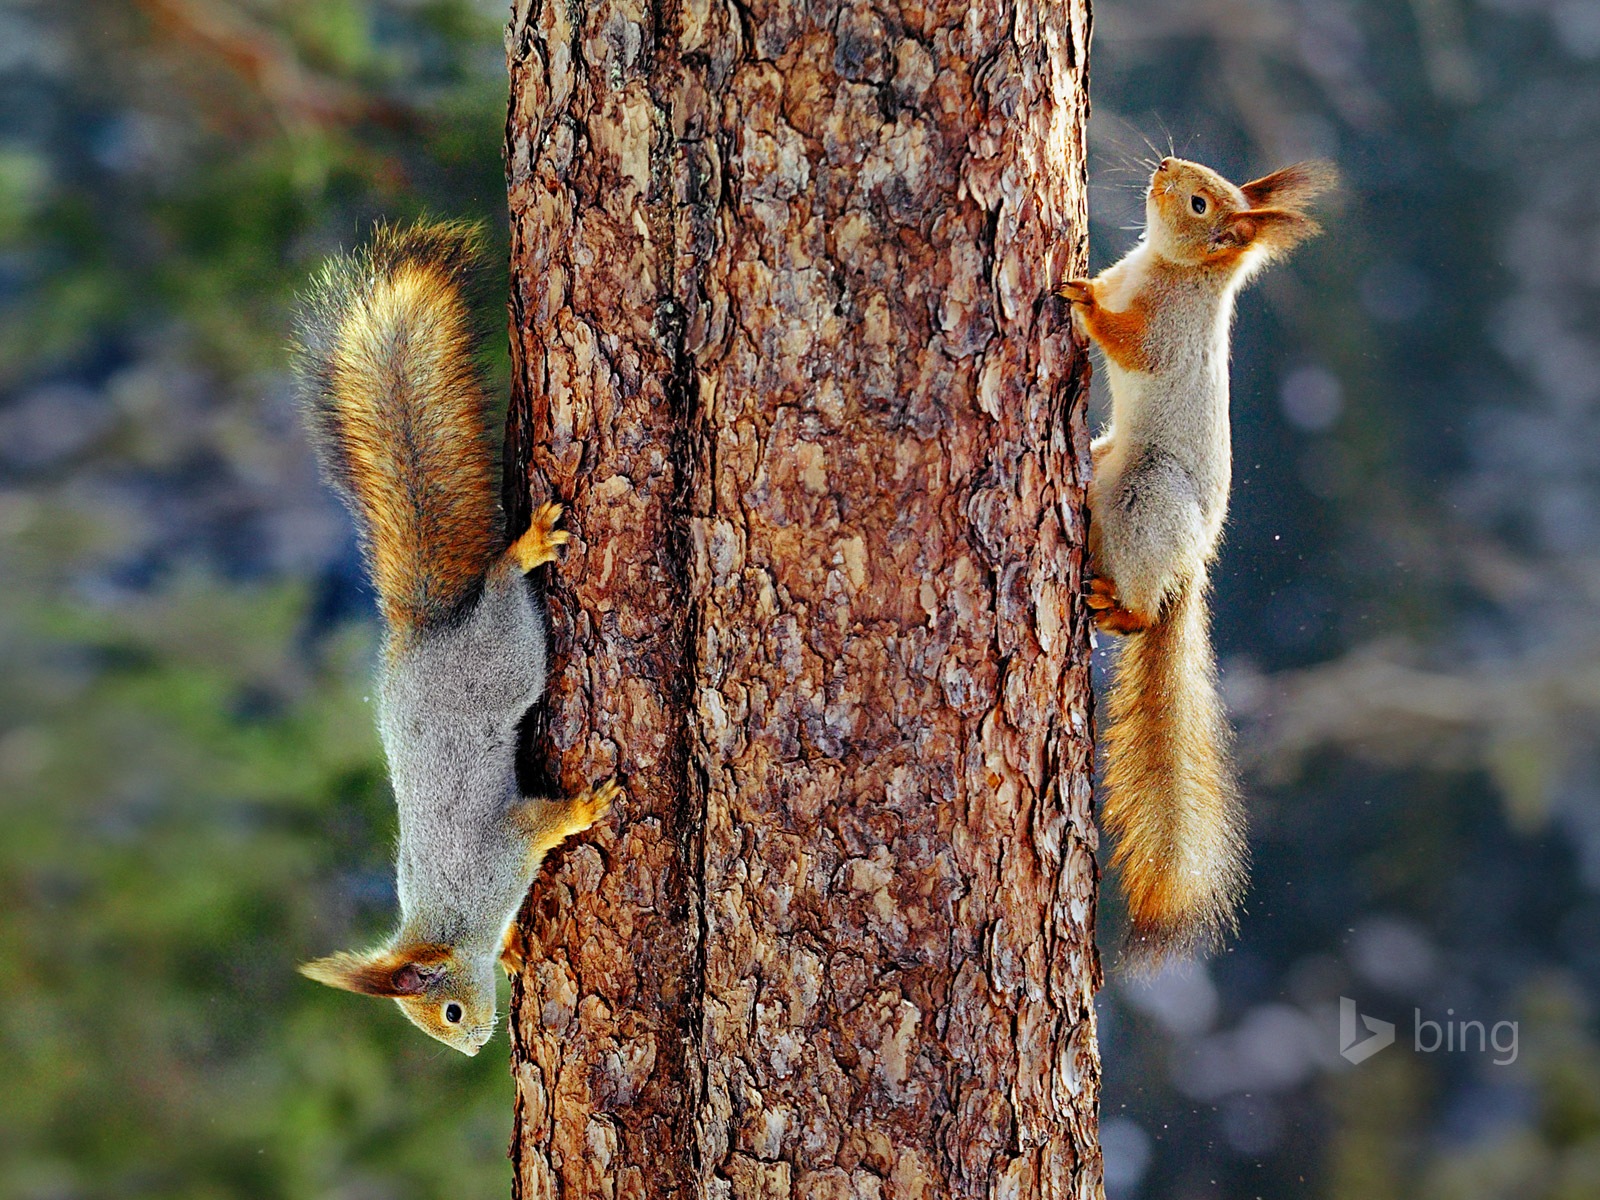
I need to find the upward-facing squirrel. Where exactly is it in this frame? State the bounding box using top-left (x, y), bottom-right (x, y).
top-left (1060, 156), bottom-right (1334, 966)
top-left (293, 221), bottom-right (618, 1055)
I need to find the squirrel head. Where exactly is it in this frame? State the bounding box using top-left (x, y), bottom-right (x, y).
top-left (1144, 157), bottom-right (1336, 270)
top-left (299, 941), bottom-right (498, 1056)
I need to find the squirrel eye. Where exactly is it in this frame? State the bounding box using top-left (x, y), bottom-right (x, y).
top-left (1191, 194), bottom-right (1208, 215)
top-left (444, 1002), bottom-right (463, 1024)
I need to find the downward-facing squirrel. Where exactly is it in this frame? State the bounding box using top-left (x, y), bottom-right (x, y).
top-left (1060, 156), bottom-right (1334, 966)
top-left (293, 221), bottom-right (618, 1055)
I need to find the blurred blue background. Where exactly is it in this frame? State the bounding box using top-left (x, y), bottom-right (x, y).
top-left (2, 1), bottom-right (1597, 1197)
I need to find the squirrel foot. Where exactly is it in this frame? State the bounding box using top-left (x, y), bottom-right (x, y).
top-left (1057, 278), bottom-right (1095, 307)
top-left (500, 925), bottom-right (526, 977)
top-left (516, 777), bottom-right (623, 858)
top-left (1084, 575), bottom-right (1119, 610)
top-left (508, 501), bottom-right (570, 572)
top-left (565, 778), bottom-right (621, 835)
top-left (1085, 576), bottom-right (1153, 635)
top-left (1095, 606), bottom-right (1154, 635)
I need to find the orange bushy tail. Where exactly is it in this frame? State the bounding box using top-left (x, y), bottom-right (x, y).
top-left (293, 221), bottom-right (502, 643)
top-left (1102, 573), bottom-right (1248, 968)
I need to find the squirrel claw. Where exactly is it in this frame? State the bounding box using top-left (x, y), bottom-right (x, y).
top-left (578, 778), bottom-right (623, 828)
top-left (509, 501), bottom-right (569, 571)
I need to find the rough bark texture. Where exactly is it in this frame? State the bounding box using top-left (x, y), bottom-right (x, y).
top-left (500, 0), bottom-right (1099, 1194)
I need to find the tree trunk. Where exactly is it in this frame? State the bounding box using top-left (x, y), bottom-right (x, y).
top-left (500, 0), bottom-right (1099, 1194)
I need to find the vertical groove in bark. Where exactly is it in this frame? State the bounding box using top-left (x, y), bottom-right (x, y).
top-left (503, 0), bottom-right (1097, 1192)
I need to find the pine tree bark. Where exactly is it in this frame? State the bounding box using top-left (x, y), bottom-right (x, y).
top-left (500, 0), bottom-right (1099, 1194)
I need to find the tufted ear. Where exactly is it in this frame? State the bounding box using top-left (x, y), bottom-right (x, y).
top-left (299, 943), bottom-right (451, 997)
top-left (1240, 160), bottom-right (1337, 213)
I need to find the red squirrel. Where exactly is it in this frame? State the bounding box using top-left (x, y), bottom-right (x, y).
top-left (292, 222), bottom-right (619, 1053)
top-left (1060, 156), bottom-right (1335, 965)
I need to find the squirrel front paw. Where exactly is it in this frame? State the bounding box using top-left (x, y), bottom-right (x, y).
top-left (1057, 278), bottom-right (1096, 307)
top-left (508, 501), bottom-right (570, 572)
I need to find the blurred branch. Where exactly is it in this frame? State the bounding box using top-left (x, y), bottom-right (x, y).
top-left (131, 0), bottom-right (409, 135)
top-left (1238, 635), bottom-right (1600, 825)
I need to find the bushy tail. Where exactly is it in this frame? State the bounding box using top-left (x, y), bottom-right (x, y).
top-left (1102, 574), bottom-right (1248, 968)
top-left (293, 221), bottom-right (502, 640)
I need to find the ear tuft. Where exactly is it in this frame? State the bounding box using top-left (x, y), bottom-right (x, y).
top-left (299, 945), bottom-right (450, 997)
top-left (1240, 160), bottom-right (1338, 212)
top-left (299, 950), bottom-right (403, 996)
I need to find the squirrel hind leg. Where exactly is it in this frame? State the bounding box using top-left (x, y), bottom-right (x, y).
top-left (507, 502), bottom-right (569, 573)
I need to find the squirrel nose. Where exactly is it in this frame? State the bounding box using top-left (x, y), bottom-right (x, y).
top-left (1157, 157), bottom-right (1172, 172)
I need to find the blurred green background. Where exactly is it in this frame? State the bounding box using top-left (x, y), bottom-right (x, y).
top-left (0, 2), bottom-right (517, 1196)
top-left (2, 1), bottom-right (1597, 1197)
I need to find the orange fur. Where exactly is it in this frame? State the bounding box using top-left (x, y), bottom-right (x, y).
top-left (1223, 208), bottom-right (1322, 262)
top-left (1061, 278), bottom-right (1152, 371)
top-left (1141, 157), bottom-right (1334, 272)
top-left (512, 778), bottom-right (620, 862)
top-left (298, 942), bottom-right (454, 997)
top-left (296, 222), bottom-right (502, 647)
top-left (1095, 605), bottom-right (1154, 636)
top-left (327, 262), bottom-right (497, 635)
top-left (1100, 577), bottom-right (1247, 966)
top-left (1085, 575), bottom-right (1154, 634)
top-left (500, 923), bottom-right (526, 976)
top-left (507, 501), bottom-right (570, 572)
top-left (1240, 160), bottom-right (1339, 212)
top-left (1071, 157), bottom-right (1331, 967)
